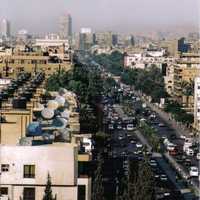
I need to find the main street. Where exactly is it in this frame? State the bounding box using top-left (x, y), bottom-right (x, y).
top-left (76, 52), bottom-right (199, 199)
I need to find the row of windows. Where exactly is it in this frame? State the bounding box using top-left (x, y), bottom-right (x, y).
top-left (1, 164), bottom-right (35, 178)
top-left (0, 187), bottom-right (35, 200)
top-left (1, 186), bottom-right (86, 200)
top-left (8, 60), bottom-right (47, 65)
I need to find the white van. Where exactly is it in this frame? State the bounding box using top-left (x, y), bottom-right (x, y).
top-left (186, 148), bottom-right (194, 156)
top-left (189, 166), bottom-right (199, 177)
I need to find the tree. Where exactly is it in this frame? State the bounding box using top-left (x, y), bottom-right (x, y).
top-left (92, 154), bottom-right (105, 200)
top-left (181, 79), bottom-right (194, 108)
top-left (43, 173), bottom-right (57, 200)
top-left (118, 158), bottom-right (155, 200)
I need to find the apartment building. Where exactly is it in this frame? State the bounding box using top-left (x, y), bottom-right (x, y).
top-left (173, 54), bottom-right (200, 112)
top-left (0, 42), bottom-right (72, 79)
top-left (124, 51), bottom-right (174, 69)
top-left (194, 77), bottom-right (200, 132)
top-left (0, 143), bottom-right (78, 200)
top-left (0, 85), bottom-right (91, 200)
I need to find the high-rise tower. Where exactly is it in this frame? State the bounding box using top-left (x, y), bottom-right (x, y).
top-left (59, 14), bottom-right (72, 40)
top-left (1, 18), bottom-right (10, 38)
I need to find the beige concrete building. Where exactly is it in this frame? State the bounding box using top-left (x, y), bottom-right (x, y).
top-left (172, 54), bottom-right (200, 112)
top-left (0, 49), bottom-right (72, 79)
top-left (194, 77), bottom-right (200, 132)
top-left (0, 143), bottom-right (79, 200)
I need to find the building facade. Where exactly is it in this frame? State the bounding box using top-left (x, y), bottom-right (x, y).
top-left (194, 77), bottom-right (200, 132)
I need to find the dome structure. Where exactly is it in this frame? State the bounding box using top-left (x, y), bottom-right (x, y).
top-left (41, 108), bottom-right (54, 119)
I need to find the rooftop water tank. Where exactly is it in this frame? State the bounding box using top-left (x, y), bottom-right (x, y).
top-left (61, 110), bottom-right (70, 119)
top-left (27, 122), bottom-right (42, 137)
top-left (41, 108), bottom-right (54, 119)
top-left (55, 95), bottom-right (65, 107)
top-left (47, 100), bottom-right (59, 110)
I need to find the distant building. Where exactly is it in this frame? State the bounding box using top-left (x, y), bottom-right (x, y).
top-left (34, 33), bottom-right (69, 50)
top-left (178, 37), bottom-right (190, 53)
top-left (95, 31), bottom-right (113, 47)
top-left (112, 34), bottom-right (118, 46)
top-left (59, 14), bottom-right (72, 40)
top-left (124, 50), bottom-right (174, 69)
top-left (79, 28), bottom-right (94, 50)
top-left (1, 18), bottom-right (11, 38)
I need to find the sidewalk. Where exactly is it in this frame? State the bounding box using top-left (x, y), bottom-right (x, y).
top-left (134, 89), bottom-right (192, 138)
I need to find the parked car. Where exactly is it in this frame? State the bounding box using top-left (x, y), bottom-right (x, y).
top-left (158, 123), bottom-right (165, 127)
top-left (136, 143), bottom-right (143, 148)
top-left (196, 152), bottom-right (200, 160)
top-left (126, 124), bottom-right (134, 131)
top-left (108, 124), bottom-right (114, 130)
top-left (186, 148), bottom-right (194, 157)
top-left (189, 166), bottom-right (199, 177)
top-left (167, 143), bottom-right (176, 151)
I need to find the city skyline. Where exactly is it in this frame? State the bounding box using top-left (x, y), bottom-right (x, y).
top-left (0, 0), bottom-right (199, 34)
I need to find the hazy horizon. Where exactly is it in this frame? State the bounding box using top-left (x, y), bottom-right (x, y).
top-left (0, 0), bottom-right (199, 34)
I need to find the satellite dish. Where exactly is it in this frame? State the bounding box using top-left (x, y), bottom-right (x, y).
top-left (61, 110), bottom-right (70, 119)
top-left (41, 108), bottom-right (54, 119)
top-left (47, 100), bottom-right (59, 110)
top-left (55, 95), bottom-right (65, 107)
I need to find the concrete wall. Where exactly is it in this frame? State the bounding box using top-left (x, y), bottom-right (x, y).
top-left (0, 110), bottom-right (32, 145)
top-left (0, 143), bottom-right (78, 200)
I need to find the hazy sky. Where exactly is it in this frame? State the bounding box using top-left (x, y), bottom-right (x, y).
top-left (0, 0), bottom-right (199, 34)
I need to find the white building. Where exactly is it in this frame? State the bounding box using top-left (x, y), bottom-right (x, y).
top-left (1, 19), bottom-right (10, 38)
top-left (17, 29), bottom-right (29, 42)
top-left (80, 28), bottom-right (92, 34)
top-left (34, 34), bottom-right (69, 50)
top-left (0, 143), bottom-right (91, 200)
top-left (194, 77), bottom-right (200, 132)
top-left (124, 52), bottom-right (174, 69)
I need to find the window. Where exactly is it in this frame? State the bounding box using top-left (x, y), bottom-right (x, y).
top-left (23, 165), bottom-right (35, 178)
top-left (0, 187), bottom-right (8, 195)
top-left (78, 185), bottom-right (86, 200)
top-left (1, 164), bottom-right (9, 172)
top-left (23, 188), bottom-right (35, 200)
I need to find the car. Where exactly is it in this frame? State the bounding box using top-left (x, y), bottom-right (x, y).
top-left (149, 159), bottom-right (157, 167)
top-left (158, 123), bottom-right (165, 127)
top-left (167, 143), bottom-right (176, 151)
top-left (180, 135), bottom-right (186, 140)
top-left (117, 124), bottom-right (122, 130)
top-left (136, 143), bottom-right (143, 148)
top-left (118, 136), bottom-right (123, 140)
top-left (196, 153), bottom-right (200, 160)
top-left (186, 148), bottom-right (194, 156)
top-left (130, 139), bottom-right (136, 144)
top-left (160, 174), bottom-right (168, 181)
top-left (189, 166), bottom-right (199, 177)
top-left (126, 124), bottom-right (135, 131)
top-left (108, 124), bottom-right (114, 130)
top-left (184, 159), bottom-right (192, 167)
